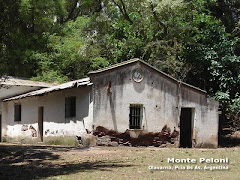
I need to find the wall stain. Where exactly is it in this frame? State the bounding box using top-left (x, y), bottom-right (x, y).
top-left (21, 125), bottom-right (28, 131)
top-left (29, 125), bottom-right (37, 137)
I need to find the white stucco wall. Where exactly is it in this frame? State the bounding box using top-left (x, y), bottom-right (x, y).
top-left (0, 85), bottom-right (42, 113)
top-left (2, 86), bottom-right (93, 142)
top-left (91, 62), bottom-right (219, 148)
top-left (180, 85), bottom-right (219, 148)
top-left (92, 65), bottom-right (178, 133)
top-left (1, 62), bottom-right (219, 148)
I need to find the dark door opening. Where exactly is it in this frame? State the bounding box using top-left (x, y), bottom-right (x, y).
top-left (180, 108), bottom-right (193, 148)
top-left (38, 107), bottom-right (44, 142)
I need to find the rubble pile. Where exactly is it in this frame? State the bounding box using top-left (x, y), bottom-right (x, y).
top-left (93, 125), bottom-right (179, 147)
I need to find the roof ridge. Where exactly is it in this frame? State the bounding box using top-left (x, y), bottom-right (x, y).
top-left (88, 58), bottom-right (140, 74)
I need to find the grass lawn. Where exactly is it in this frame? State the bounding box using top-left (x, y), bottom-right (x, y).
top-left (0, 144), bottom-right (239, 179)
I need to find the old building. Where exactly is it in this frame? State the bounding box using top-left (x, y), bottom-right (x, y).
top-left (0, 76), bottom-right (53, 141)
top-left (0, 59), bottom-right (219, 148)
top-left (89, 59), bottom-right (219, 148)
top-left (1, 78), bottom-right (92, 143)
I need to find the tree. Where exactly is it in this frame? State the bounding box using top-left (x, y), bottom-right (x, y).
top-left (32, 16), bottom-right (109, 83)
top-left (0, 0), bottom-right (239, 128)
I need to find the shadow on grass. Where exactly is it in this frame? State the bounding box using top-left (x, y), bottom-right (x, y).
top-left (0, 144), bottom-right (134, 179)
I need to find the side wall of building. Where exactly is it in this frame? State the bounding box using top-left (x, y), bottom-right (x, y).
top-left (180, 86), bottom-right (219, 148)
top-left (2, 86), bottom-right (93, 143)
top-left (91, 62), bottom-right (219, 148)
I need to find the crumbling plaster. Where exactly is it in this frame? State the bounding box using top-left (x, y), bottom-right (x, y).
top-left (2, 86), bottom-right (93, 142)
top-left (91, 62), bottom-right (219, 148)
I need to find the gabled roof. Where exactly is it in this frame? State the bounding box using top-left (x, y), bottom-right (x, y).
top-left (3, 77), bottom-right (92, 101)
top-left (0, 76), bottom-right (54, 88)
top-left (3, 59), bottom-right (206, 102)
top-left (89, 58), bottom-right (206, 93)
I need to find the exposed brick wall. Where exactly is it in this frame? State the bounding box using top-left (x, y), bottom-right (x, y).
top-left (93, 126), bottom-right (179, 147)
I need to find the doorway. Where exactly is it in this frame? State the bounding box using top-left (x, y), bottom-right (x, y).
top-left (38, 107), bottom-right (44, 142)
top-left (180, 108), bottom-right (193, 148)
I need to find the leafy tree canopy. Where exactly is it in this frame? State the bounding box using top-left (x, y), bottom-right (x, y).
top-left (0, 0), bottom-right (239, 127)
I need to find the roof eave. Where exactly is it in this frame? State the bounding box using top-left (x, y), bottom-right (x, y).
top-left (3, 78), bottom-right (92, 102)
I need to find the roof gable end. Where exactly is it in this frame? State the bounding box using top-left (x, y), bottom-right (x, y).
top-left (89, 58), bottom-right (206, 94)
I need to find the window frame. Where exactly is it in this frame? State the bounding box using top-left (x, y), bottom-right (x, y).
top-left (14, 104), bottom-right (22, 122)
top-left (129, 104), bottom-right (143, 130)
top-left (65, 96), bottom-right (76, 118)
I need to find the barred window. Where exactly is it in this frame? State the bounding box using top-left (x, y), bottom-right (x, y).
top-left (65, 96), bottom-right (76, 118)
top-left (14, 104), bottom-right (21, 122)
top-left (129, 104), bottom-right (143, 129)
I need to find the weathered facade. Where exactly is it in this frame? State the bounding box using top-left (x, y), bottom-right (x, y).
top-left (0, 59), bottom-right (219, 148)
top-left (0, 76), bottom-right (53, 141)
top-left (1, 78), bottom-right (93, 143)
top-left (89, 59), bottom-right (219, 148)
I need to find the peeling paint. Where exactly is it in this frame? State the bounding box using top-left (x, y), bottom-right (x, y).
top-left (29, 125), bottom-right (37, 137)
top-left (21, 125), bottom-right (28, 131)
top-left (91, 62), bottom-right (219, 148)
top-left (1, 60), bottom-right (219, 148)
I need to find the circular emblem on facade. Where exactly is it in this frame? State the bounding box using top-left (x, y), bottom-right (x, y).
top-left (132, 68), bottom-right (144, 82)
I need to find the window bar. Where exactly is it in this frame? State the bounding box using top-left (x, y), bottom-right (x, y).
top-left (137, 106), bottom-right (139, 129)
top-left (134, 105), bottom-right (136, 129)
top-left (129, 104), bottom-right (143, 129)
top-left (138, 105), bottom-right (139, 129)
top-left (134, 105), bottom-right (136, 128)
top-left (130, 106), bottom-right (132, 128)
top-left (130, 106), bottom-right (133, 129)
top-left (132, 105), bottom-right (134, 129)
top-left (135, 105), bottom-right (137, 128)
